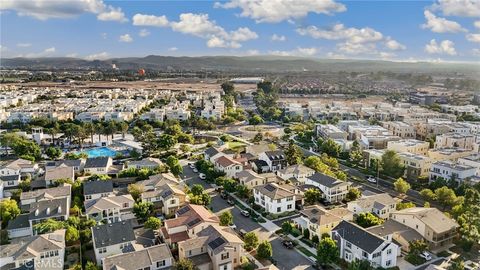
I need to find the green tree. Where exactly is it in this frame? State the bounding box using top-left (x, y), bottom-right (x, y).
top-left (420, 188), bottom-right (437, 201)
top-left (304, 188), bottom-right (322, 205)
top-left (243, 232), bottom-right (259, 251)
top-left (45, 147), bottom-right (62, 160)
top-left (166, 155), bottom-right (183, 176)
top-left (319, 139), bottom-right (341, 158)
top-left (190, 184), bottom-right (205, 196)
top-left (381, 150), bottom-right (405, 178)
top-left (174, 258), bottom-right (198, 270)
top-left (257, 241), bottom-right (273, 259)
top-left (346, 187), bottom-right (361, 202)
top-left (65, 225), bottom-right (80, 243)
top-left (219, 211), bottom-right (233, 226)
top-left (394, 177), bottom-right (410, 195)
top-left (85, 261), bottom-right (101, 270)
top-left (221, 82), bottom-right (235, 96)
top-left (408, 240), bottom-right (428, 257)
top-left (447, 258), bottom-right (465, 270)
top-left (33, 219), bottom-right (64, 234)
top-left (285, 141), bottom-right (303, 165)
top-left (396, 202), bottom-right (415, 210)
top-left (317, 237), bottom-right (339, 266)
top-left (435, 186), bottom-right (458, 210)
top-left (144, 217), bottom-right (162, 230)
top-left (249, 114), bottom-right (264, 129)
top-left (303, 228), bottom-right (310, 239)
top-left (119, 122), bottom-right (129, 139)
top-left (158, 134), bottom-right (177, 150)
top-left (133, 201), bottom-right (153, 220)
top-left (282, 221), bottom-right (293, 234)
top-left (165, 123), bottom-right (182, 136)
top-left (252, 132), bottom-right (263, 143)
top-left (127, 183), bottom-right (144, 201)
top-left (0, 133), bottom-right (41, 160)
top-left (0, 199), bottom-right (20, 226)
top-left (355, 212), bottom-right (384, 228)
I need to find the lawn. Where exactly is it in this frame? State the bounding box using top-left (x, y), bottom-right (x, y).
top-left (296, 246), bottom-right (316, 258)
top-left (226, 141), bottom-right (246, 150)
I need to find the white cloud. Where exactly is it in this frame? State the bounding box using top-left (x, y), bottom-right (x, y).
top-left (139, 29), bottom-right (150, 37)
top-left (17, 43), bottom-right (32, 47)
top-left (421, 10), bottom-right (466, 33)
top-left (119, 34), bottom-right (133, 43)
top-left (170, 13), bottom-right (257, 48)
top-left (297, 24), bottom-right (383, 44)
top-left (271, 34), bottom-right (286, 42)
top-left (132, 14), bottom-right (169, 27)
top-left (431, 0), bottom-right (480, 17)
top-left (0, 45), bottom-right (7, 52)
top-left (66, 53), bottom-right (78, 57)
top-left (425, 39), bottom-right (457, 55)
top-left (466, 33), bottom-right (480, 43)
top-left (472, 48), bottom-right (480, 56)
top-left (268, 47), bottom-right (319, 57)
top-left (85, 52), bottom-right (109, 60)
top-left (21, 47), bottom-right (56, 58)
top-left (168, 47), bottom-right (178, 51)
top-left (475, 21), bottom-right (480, 29)
top-left (385, 37), bottom-right (406, 50)
top-left (0, 0), bottom-right (127, 22)
top-left (44, 47), bottom-right (55, 53)
top-left (214, 0), bottom-right (346, 23)
top-left (336, 42), bottom-right (376, 55)
top-left (101, 33), bottom-right (107, 39)
top-left (246, 49), bottom-right (260, 55)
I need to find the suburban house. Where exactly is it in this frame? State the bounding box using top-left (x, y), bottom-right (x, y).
top-left (277, 164), bottom-right (315, 184)
top-left (305, 172), bottom-right (351, 203)
top-left (347, 193), bottom-right (397, 219)
top-left (251, 159), bottom-right (270, 174)
top-left (367, 219), bottom-right (424, 252)
top-left (84, 157), bottom-right (123, 176)
top-left (214, 155), bottom-right (243, 178)
top-left (20, 184), bottom-right (71, 210)
top-left (44, 164), bottom-right (75, 186)
top-left (85, 194), bottom-right (135, 223)
top-left (139, 173), bottom-right (181, 190)
top-left (45, 159), bottom-right (85, 173)
top-left (160, 204), bottom-right (219, 246)
top-left (92, 221), bottom-right (136, 265)
top-left (293, 205), bottom-right (353, 239)
top-left (83, 180), bottom-right (114, 202)
top-left (141, 183), bottom-right (187, 216)
top-left (253, 182), bottom-right (303, 214)
top-left (332, 221), bottom-right (399, 268)
top-left (0, 158), bottom-right (38, 177)
top-left (204, 147), bottom-right (226, 163)
top-left (390, 207), bottom-right (459, 249)
top-left (127, 157), bottom-right (164, 170)
top-left (0, 229), bottom-right (66, 270)
top-left (235, 169), bottom-right (267, 189)
top-left (258, 150), bottom-right (287, 172)
top-left (178, 224), bottom-right (244, 270)
top-left (1, 175), bottom-right (22, 196)
top-left (102, 243), bottom-right (174, 270)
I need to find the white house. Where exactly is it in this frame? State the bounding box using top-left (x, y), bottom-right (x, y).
top-left (276, 164), bottom-right (315, 184)
top-left (85, 194), bottom-right (135, 223)
top-left (258, 150), bottom-right (287, 172)
top-left (347, 193), bottom-right (397, 219)
top-left (305, 172), bottom-right (351, 203)
top-left (253, 182), bottom-right (302, 214)
top-left (102, 243), bottom-right (174, 270)
top-left (92, 221), bottom-right (136, 265)
top-left (84, 157), bottom-right (113, 175)
top-left (214, 156), bottom-right (243, 178)
top-left (429, 161), bottom-right (476, 184)
top-left (83, 180), bottom-right (115, 202)
top-left (332, 221), bottom-right (399, 268)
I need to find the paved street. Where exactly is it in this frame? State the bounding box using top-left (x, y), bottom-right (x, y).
top-left (180, 161), bottom-right (314, 270)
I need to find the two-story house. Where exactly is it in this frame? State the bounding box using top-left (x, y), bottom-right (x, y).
top-left (141, 183), bottom-right (187, 216)
top-left (305, 172), bottom-right (351, 203)
top-left (127, 157), bottom-right (164, 170)
top-left (83, 180), bottom-right (114, 202)
top-left (293, 205), bottom-right (353, 240)
top-left (390, 207), bottom-right (459, 250)
top-left (347, 193), bottom-right (397, 219)
top-left (0, 229), bottom-right (66, 270)
top-left (92, 221), bottom-right (136, 265)
top-left (204, 147), bottom-right (226, 163)
top-left (84, 157), bottom-right (117, 175)
top-left (277, 164), bottom-right (315, 184)
top-left (214, 156), bottom-right (243, 178)
top-left (44, 164), bottom-right (75, 186)
top-left (234, 170), bottom-right (267, 189)
top-left (332, 221), bottom-right (399, 268)
top-left (86, 194), bottom-right (135, 223)
top-left (20, 183), bottom-right (71, 210)
top-left (253, 182), bottom-right (303, 214)
top-left (45, 159), bottom-right (85, 173)
top-left (258, 150), bottom-right (287, 172)
top-left (102, 243), bottom-right (174, 270)
top-left (178, 224), bottom-right (244, 270)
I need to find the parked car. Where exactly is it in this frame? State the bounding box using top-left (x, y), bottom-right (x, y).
top-left (189, 163), bottom-right (195, 169)
top-left (239, 229), bottom-right (247, 238)
top-left (282, 240), bottom-right (294, 249)
top-left (193, 168), bottom-right (199, 173)
top-left (240, 210), bottom-right (250, 217)
top-left (229, 223), bottom-right (237, 230)
top-left (420, 251), bottom-right (432, 261)
top-left (227, 198), bottom-right (235, 205)
top-left (367, 176), bottom-right (377, 183)
top-left (220, 192), bottom-right (228, 199)
top-left (199, 173), bottom-right (206, 180)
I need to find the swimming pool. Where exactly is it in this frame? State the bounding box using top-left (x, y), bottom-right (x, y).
top-left (78, 147), bottom-right (118, 158)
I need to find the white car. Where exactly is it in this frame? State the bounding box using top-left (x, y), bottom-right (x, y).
top-left (193, 168), bottom-right (199, 173)
top-left (189, 163), bottom-right (195, 169)
top-left (420, 251), bottom-right (432, 261)
top-left (229, 224), bottom-right (237, 230)
top-left (367, 176), bottom-right (377, 183)
top-left (199, 173), bottom-right (206, 180)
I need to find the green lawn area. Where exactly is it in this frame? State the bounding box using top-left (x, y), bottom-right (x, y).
top-left (296, 246), bottom-right (316, 258)
top-left (227, 141), bottom-right (246, 149)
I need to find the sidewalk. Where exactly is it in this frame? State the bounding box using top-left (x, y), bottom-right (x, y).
top-left (230, 193), bottom-right (280, 232)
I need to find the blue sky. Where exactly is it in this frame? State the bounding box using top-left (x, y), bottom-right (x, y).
top-left (1, 0), bottom-right (479, 62)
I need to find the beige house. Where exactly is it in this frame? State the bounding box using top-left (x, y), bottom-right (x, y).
top-left (390, 207), bottom-right (458, 250)
top-left (387, 139), bottom-right (430, 156)
top-left (276, 164), bottom-right (315, 184)
top-left (141, 183), bottom-right (187, 216)
top-left (235, 170), bottom-right (266, 189)
top-left (398, 152), bottom-right (432, 180)
top-left (178, 224), bottom-right (244, 270)
top-left (44, 164), bottom-right (75, 186)
top-left (428, 148), bottom-right (473, 162)
top-left (293, 205), bottom-right (353, 238)
top-left (347, 193), bottom-right (397, 219)
top-left (85, 195), bottom-right (135, 223)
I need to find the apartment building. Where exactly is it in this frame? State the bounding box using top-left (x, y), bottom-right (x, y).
top-left (387, 139), bottom-right (430, 156)
top-left (429, 161), bottom-right (476, 184)
top-left (428, 147), bottom-right (473, 162)
top-left (382, 121), bottom-right (416, 138)
top-left (458, 154), bottom-right (480, 176)
top-left (435, 133), bottom-right (475, 150)
top-left (316, 124), bottom-right (348, 140)
top-left (398, 152), bottom-right (432, 180)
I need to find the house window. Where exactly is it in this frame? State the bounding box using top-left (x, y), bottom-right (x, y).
top-left (221, 252), bottom-right (229, 260)
top-left (287, 204), bottom-right (292, 209)
top-left (170, 199), bottom-right (176, 204)
top-left (123, 203), bottom-right (129, 207)
top-left (99, 247), bottom-right (107, 254)
top-left (286, 197), bottom-right (293, 201)
top-left (277, 207), bottom-right (281, 213)
top-left (386, 260), bottom-right (391, 266)
top-left (416, 225), bottom-right (419, 229)
top-left (387, 249), bottom-right (392, 255)
top-left (362, 251), bottom-right (368, 258)
top-left (346, 242), bottom-right (351, 248)
top-left (223, 266), bottom-right (228, 270)
top-left (86, 195), bottom-right (92, 200)
top-left (188, 250), bottom-right (192, 256)
top-left (156, 260), bottom-right (166, 267)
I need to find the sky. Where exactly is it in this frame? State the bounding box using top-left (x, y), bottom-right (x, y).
top-left (0, 0), bottom-right (479, 62)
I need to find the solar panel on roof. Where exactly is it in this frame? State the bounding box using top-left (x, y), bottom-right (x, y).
top-left (311, 209), bottom-right (318, 214)
top-left (177, 206), bottom-right (190, 215)
top-left (264, 185), bottom-right (275, 192)
top-left (208, 237), bottom-right (226, 250)
top-left (187, 218), bottom-right (201, 227)
top-left (162, 190), bottom-right (173, 198)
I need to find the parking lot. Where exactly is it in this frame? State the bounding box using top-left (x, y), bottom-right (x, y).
top-left (180, 161), bottom-right (315, 270)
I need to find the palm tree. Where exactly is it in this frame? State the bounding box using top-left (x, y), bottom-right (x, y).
top-left (83, 122), bottom-right (95, 145)
top-left (63, 123), bottom-right (76, 147)
top-left (119, 122), bottom-right (129, 139)
top-left (96, 122), bottom-right (104, 142)
top-left (106, 121), bottom-right (117, 141)
top-left (47, 122), bottom-right (60, 146)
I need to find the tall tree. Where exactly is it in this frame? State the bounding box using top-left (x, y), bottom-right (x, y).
top-left (0, 199), bottom-right (20, 226)
top-left (219, 211), bottom-right (233, 226)
top-left (381, 150), bottom-right (405, 178)
top-left (119, 122), bottom-right (129, 139)
top-left (317, 237), bottom-right (339, 266)
top-left (320, 139), bottom-right (341, 158)
top-left (257, 241), bottom-right (273, 259)
top-left (285, 141), bottom-right (303, 165)
top-left (394, 177), bottom-right (411, 195)
top-left (243, 232), bottom-right (259, 251)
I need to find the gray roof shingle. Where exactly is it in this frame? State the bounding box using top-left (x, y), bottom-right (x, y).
top-left (83, 180), bottom-right (113, 195)
top-left (332, 220), bottom-right (385, 254)
top-left (92, 221), bottom-right (136, 248)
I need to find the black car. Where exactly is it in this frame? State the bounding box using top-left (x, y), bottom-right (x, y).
top-left (220, 192), bottom-right (228, 199)
top-left (282, 240), bottom-right (294, 249)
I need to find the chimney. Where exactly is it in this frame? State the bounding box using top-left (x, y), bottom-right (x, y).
top-left (46, 207), bottom-right (50, 215)
top-left (58, 206), bottom-right (62, 213)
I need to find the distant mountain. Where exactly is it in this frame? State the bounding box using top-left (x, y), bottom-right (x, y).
top-left (1, 55), bottom-right (478, 74)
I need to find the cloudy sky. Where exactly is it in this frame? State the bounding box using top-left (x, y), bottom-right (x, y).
top-left (1, 0), bottom-right (479, 62)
